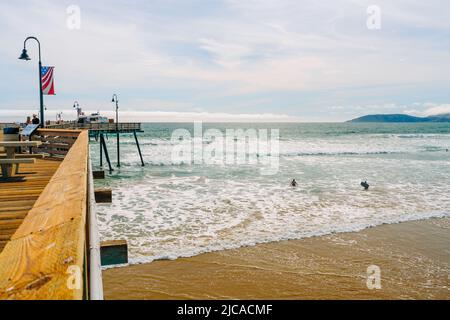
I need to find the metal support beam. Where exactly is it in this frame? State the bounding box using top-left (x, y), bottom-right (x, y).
top-left (133, 131), bottom-right (145, 167)
top-left (100, 133), bottom-right (113, 173)
top-left (99, 138), bottom-right (103, 168)
top-left (116, 132), bottom-right (120, 168)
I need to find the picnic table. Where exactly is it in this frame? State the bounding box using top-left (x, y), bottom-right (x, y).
top-left (0, 141), bottom-right (42, 178)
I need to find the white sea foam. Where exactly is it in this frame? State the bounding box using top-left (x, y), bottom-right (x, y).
top-left (94, 127), bottom-right (450, 265)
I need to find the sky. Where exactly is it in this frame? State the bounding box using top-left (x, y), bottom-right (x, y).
top-left (1, 0), bottom-right (450, 122)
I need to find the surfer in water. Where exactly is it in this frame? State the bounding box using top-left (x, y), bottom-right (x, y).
top-left (361, 181), bottom-right (370, 190)
top-left (291, 179), bottom-right (298, 187)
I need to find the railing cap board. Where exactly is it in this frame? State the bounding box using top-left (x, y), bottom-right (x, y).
top-left (36, 129), bottom-right (83, 134)
top-left (35, 129), bottom-right (83, 138)
top-left (0, 130), bottom-right (89, 300)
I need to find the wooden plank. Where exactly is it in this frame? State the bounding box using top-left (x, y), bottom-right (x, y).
top-left (0, 234), bottom-right (13, 241)
top-left (38, 143), bottom-right (72, 149)
top-left (0, 217), bottom-right (85, 300)
top-left (36, 129), bottom-right (82, 134)
top-left (33, 149), bottom-right (69, 156)
top-left (35, 129), bottom-right (81, 138)
top-left (0, 154), bottom-right (46, 159)
top-left (33, 137), bottom-right (77, 145)
top-left (0, 212), bottom-right (28, 221)
top-left (0, 141), bottom-right (41, 148)
top-left (0, 200), bottom-right (37, 209)
top-left (0, 130), bottom-right (89, 300)
top-left (0, 219), bottom-right (24, 229)
top-left (0, 159), bottom-right (36, 164)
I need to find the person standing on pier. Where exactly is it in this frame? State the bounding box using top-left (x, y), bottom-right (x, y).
top-left (32, 114), bottom-right (40, 125)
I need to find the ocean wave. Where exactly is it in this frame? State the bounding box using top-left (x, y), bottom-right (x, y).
top-left (282, 151), bottom-right (393, 156)
top-left (94, 124), bottom-right (450, 268)
top-left (118, 212), bottom-right (449, 266)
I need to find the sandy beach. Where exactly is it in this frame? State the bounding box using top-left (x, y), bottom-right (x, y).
top-left (103, 217), bottom-right (450, 300)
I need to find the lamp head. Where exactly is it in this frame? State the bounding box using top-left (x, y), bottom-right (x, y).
top-left (19, 48), bottom-right (31, 61)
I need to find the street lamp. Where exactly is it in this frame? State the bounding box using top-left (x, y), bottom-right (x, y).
top-left (111, 94), bottom-right (120, 167)
top-left (19, 36), bottom-right (45, 128)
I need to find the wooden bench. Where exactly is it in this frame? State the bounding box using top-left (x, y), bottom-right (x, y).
top-left (0, 158), bottom-right (36, 178)
top-left (0, 141), bottom-right (42, 179)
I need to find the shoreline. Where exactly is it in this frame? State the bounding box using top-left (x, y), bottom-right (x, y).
top-left (103, 217), bottom-right (450, 300)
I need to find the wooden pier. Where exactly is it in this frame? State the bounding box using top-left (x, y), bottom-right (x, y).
top-left (0, 129), bottom-right (103, 300)
top-left (47, 122), bottom-right (145, 168)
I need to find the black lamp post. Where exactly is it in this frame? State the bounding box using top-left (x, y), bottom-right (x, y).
top-left (19, 36), bottom-right (45, 128)
top-left (111, 94), bottom-right (120, 167)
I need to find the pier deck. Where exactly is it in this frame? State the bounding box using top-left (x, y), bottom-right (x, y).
top-left (0, 158), bottom-right (61, 251)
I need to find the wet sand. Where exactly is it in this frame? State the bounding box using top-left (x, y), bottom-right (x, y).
top-left (103, 218), bottom-right (450, 300)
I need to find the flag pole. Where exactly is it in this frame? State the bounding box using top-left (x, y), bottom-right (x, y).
top-left (38, 57), bottom-right (44, 128)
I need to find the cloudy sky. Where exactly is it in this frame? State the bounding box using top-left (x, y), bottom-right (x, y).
top-left (1, 0), bottom-right (450, 122)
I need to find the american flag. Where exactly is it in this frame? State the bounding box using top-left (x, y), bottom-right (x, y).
top-left (41, 66), bottom-right (55, 95)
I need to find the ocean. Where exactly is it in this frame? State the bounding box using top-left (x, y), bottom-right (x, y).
top-left (91, 122), bottom-right (450, 265)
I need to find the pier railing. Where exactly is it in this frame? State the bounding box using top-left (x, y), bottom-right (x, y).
top-left (31, 129), bottom-right (83, 158)
top-left (47, 122), bottom-right (142, 133)
top-left (0, 130), bottom-right (103, 300)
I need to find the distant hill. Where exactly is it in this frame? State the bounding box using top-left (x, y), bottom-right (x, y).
top-left (348, 113), bottom-right (450, 123)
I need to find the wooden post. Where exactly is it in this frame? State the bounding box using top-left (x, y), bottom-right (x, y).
top-left (94, 188), bottom-right (112, 203)
top-left (93, 170), bottom-right (105, 179)
top-left (133, 131), bottom-right (145, 167)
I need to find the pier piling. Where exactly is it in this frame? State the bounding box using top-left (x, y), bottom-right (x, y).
top-left (95, 188), bottom-right (112, 203)
top-left (134, 131), bottom-right (145, 167)
top-left (100, 133), bottom-right (113, 173)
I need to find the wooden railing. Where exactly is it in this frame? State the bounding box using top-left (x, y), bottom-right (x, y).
top-left (0, 130), bottom-right (91, 299)
top-left (47, 122), bottom-right (141, 132)
top-left (31, 129), bottom-right (82, 158)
